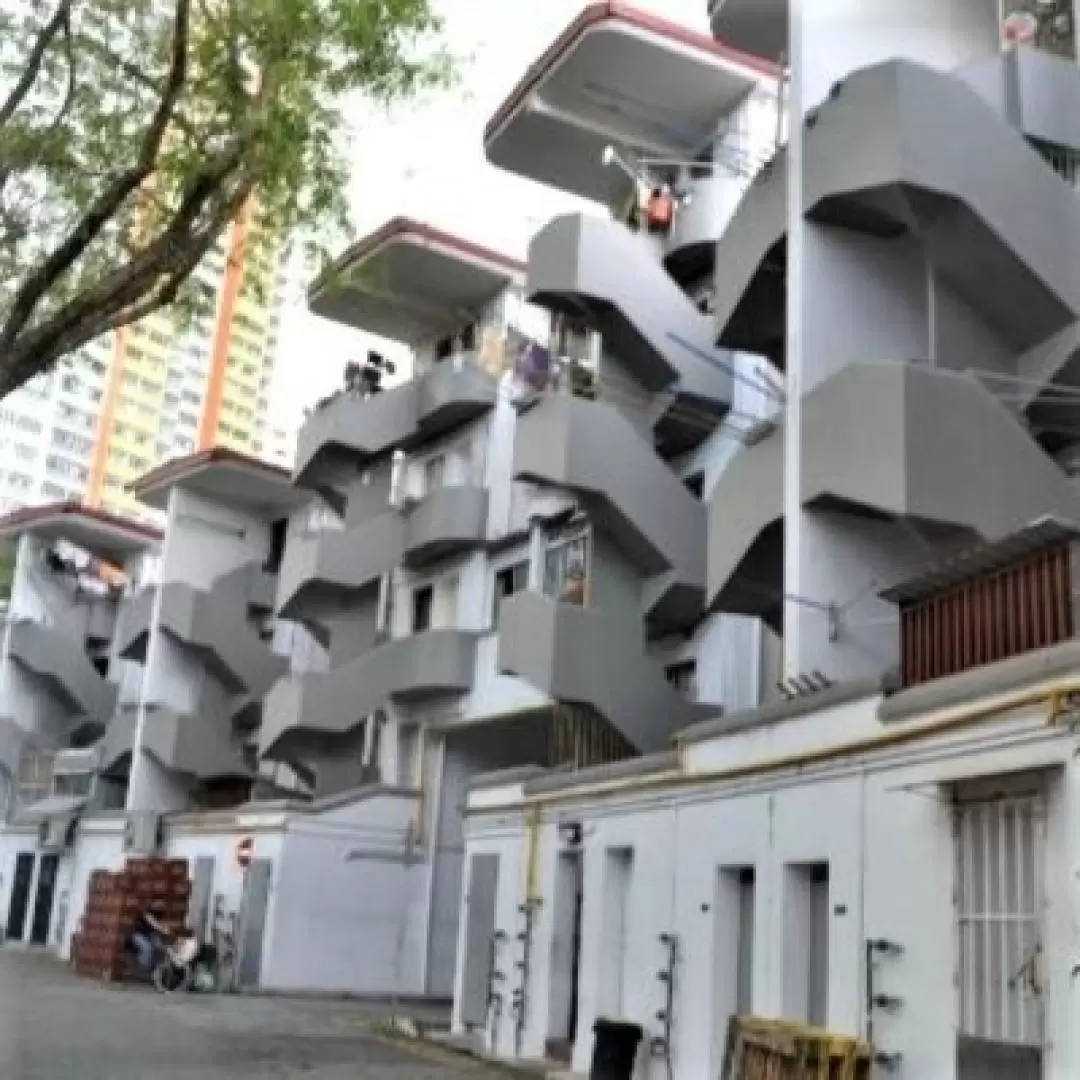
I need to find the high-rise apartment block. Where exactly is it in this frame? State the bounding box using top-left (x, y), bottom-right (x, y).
top-left (0, 206), bottom-right (292, 522)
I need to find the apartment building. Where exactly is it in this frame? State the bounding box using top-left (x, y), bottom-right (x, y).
top-left (450, 2), bottom-right (1080, 1078)
top-left (0, 209), bottom-right (291, 525)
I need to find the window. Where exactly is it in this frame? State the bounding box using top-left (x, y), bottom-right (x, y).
top-left (664, 660), bottom-right (697, 697)
top-left (412, 585), bottom-right (433, 633)
top-left (544, 531), bottom-right (589, 606)
top-left (493, 560), bottom-right (529, 625)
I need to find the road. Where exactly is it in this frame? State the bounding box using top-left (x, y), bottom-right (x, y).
top-left (0, 949), bottom-right (516, 1079)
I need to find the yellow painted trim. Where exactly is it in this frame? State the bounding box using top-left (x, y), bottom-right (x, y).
top-left (473, 681), bottom-right (1080, 816)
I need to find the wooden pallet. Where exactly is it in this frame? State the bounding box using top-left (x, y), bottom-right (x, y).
top-left (721, 1017), bottom-right (871, 1080)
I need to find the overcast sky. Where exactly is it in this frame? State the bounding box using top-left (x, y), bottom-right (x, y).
top-left (268, 0), bottom-right (712, 433)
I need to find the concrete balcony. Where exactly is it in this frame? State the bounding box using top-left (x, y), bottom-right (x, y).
top-left (278, 484), bottom-right (489, 620)
top-left (260, 629), bottom-right (479, 759)
top-left (294, 356), bottom-right (498, 492)
top-left (716, 54), bottom-right (1080, 385)
top-left (515, 394), bottom-right (705, 627)
top-left (706, 364), bottom-right (1080, 625)
top-left (664, 174), bottom-right (748, 283)
top-left (497, 590), bottom-right (712, 753)
top-left (415, 355), bottom-right (499, 441)
top-left (527, 212), bottom-right (731, 450)
top-left (293, 383), bottom-right (417, 491)
top-left (403, 484), bottom-right (489, 567)
top-left (7, 618), bottom-right (117, 738)
top-left (138, 702), bottom-right (250, 781)
top-left (118, 582), bottom-right (285, 700)
top-left (277, 516), bottom-right (399, 621)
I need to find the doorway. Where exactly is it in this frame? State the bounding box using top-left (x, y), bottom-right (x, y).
top-left (546, 849), bottom-right (584, 1063)
top-left (29, 854), bottom-right (59, 946)
top-left (4, 852), bottom-right (34, 941)
top-left (598, 847), bottom-right (633, 1019)
top-left (955, 790), bottom-right (1045, 1080)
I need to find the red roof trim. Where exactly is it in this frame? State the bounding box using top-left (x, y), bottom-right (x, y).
top-left (127, 446), bottom-right (291, 497)
top-left (484, 1), bottom-right (779, 147)
top-left (0, 501), bottom-right (162, 542)
top-left (308, 216), bottom-right (526, 302)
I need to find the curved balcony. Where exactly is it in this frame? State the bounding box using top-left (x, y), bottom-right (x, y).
top-left (260, 629), bottom-right (478, 760)
top-left (497, 590), bottom-right (712, 753)
top-left (7, 618), bottom-right (117, 738)
top-left (97, 705), bottom-right (138, 777)
top-left (515, 394), bottom-right (705, 628)
top-left (118, 579), bottom-right (285, 700)
top-left (277, 485), bottom-right (489, 622)
top-left (716, 53), bottom-right (1080, 393)
top-left (138, 702), bottom-right (250, 781)
top-left (294, 356), bottom-right (498, 492)
top-left (706, 364), bottom-right (1080, 624)
top-left (527, 212), bottom-right (732, 451)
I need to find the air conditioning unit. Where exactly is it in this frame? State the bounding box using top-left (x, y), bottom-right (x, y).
top-left (123, 812), bottom-right (163, 854)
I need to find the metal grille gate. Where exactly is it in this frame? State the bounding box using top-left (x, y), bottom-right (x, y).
top-left (955, 795), bottom-right (1045, 1047)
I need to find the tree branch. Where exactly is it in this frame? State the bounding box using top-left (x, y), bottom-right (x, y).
top-left (0, 140), bottom-right (252, 390)
top-left (0, 0), bottom-right (74, 130)
top-left (0, 0), bottom-right (192, 351)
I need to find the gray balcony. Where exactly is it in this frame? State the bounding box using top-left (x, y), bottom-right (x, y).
top-left (527, 213), bottom-right (732, 450)
top-left (278, 484), bottom-right (489, 621)
top-left (706, 364), bottom-right (1080, 622)
top-left (260, 629), bottom-right (479, 760)
top-left (403, 485), bottom-right (489, 567)
top-left (414, 356), bottom-right (499, 442)
top-left (716, 54), bottom-right (1080, 394)
top-left (293, 383), bottom-right (417, 491)
top-left (118, 582), bottom-right (285, 700)
top-left (515, 394), bottom-right (705, 627)
top-left (497, 590), bottom-right (712, 753)
top-left (294, 357), bottom-right (499, 493)
top-left (138, 702), bottom-right (250, 781)
top-left (664, 174), bottom-right (748, 284)
top-left (7, 618), bottom-right (117, 737)
top-left (277, 516), bottom-right (399, 621)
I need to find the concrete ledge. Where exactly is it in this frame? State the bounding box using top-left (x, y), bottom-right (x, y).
top-left (465, 764), bottom-right (557, 793)
top-left (522, 751), bottom-right (679, 796)
top-left (878, 639), bottom-right (1080, 723)
top-left (678, 678), bottom-right (883, 745)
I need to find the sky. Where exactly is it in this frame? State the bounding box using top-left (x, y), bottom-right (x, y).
top-left (268, 0), bottom-right (712, 434)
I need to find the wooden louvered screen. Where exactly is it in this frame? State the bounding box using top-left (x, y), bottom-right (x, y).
top-left (900, 542), bottom-right (1073, 688)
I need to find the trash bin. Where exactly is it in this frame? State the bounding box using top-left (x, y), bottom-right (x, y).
top-left (590, 1018), bottom-right (643, 1080)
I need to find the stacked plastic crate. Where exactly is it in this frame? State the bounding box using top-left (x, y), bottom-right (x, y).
top-left (70, 857), bottom-right (191, 981)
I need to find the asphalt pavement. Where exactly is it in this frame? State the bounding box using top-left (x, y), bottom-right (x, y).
top-left (0, 948), bottom-right (517, 1079)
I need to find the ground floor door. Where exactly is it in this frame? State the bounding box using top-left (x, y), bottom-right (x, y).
top-left (29, 854), bottom-right (59, 946)
top-left (955, 789), bottom-right (1045, 1080)
top-left (4, 852), bottom-right (34, 942)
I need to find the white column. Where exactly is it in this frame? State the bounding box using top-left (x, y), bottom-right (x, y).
top-left (782, 0), bottom-right (1000, 677)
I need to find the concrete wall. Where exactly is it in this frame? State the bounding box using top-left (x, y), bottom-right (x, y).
top-left (259, 792), bottom-right (427, 995)
top-left (458, 687), bottom-right (1080, 1077)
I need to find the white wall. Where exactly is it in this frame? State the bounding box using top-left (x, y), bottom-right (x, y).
top-left (458, 691), bottom-right (1080, 1078)
top-left (259, 792), bottom-right (427, 995)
